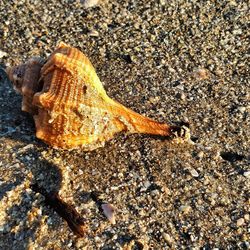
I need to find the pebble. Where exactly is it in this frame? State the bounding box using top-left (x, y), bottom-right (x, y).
top-left (237, 106), bottom-right (246, 113)
top-left (88, 29), bottom-right (99, 37)
top-left (162, 232), bottom-right (173, 246)
top-left (0, 50), bottom-right (7, 58)
top-left (243, 171), bottom-right (250, 178)
top-left (179, 205), bottom-right (192, 214)
top-left (143, 180), bottom-right (151, 189)
top-left (18, 144), bottom-right (34, 153)
top-left (162, 186), bottom-right (171, 195)
top-left (189, 168), bottom-right (199, 177)
top-left (236, 218), bottom-right (245, 227)
top-left (192, 68), bottom-right (210, 80)
top-left (159, 0), bottom-right (166, 5)
top-left (81, 0), bottom-right (99, 8)
top-left (244, 214), bottom-right (249, 221)
top-left (180, 92), bottom-right (186, 100)
top-left (197, 151), bottom-right (204, 159)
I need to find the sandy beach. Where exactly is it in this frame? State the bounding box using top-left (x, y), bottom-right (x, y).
top-left (0, 0), bottom-right (249, 249)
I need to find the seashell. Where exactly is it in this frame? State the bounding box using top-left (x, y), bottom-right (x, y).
top-left (6, 42), bottom-right (189, 150)
top-left (101, 203), bottom-right (116, 224)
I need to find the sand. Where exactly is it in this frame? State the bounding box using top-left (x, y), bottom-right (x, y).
top-left (0, 0), bottom-right (249, 249)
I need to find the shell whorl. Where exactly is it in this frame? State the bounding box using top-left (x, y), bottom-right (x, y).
top-left (7, 57), bottom-right (45, 114)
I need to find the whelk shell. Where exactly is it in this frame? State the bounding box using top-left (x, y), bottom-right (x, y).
top-left (6, 42), bottom-right (189, 149)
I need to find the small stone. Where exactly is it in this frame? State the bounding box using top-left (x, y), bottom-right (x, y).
top-left (18, 144), bottom-right (34, 153)
top-left (143, 180), bottom-right (151, 189)
top-left (190, 234), bottom-right (196, 242)
top-left (180, 92), bottom-right (186, 100)
top-left (88, 29), bottom-right (99, 37)
top-left (149, 96), bottom-right (160, 104)
top-left (190, 168), bottom-right (199, 177)
top-left (243, 171), bottom-right (250, 178)
top-left (244, 214), bottom-right (249, 221)
top-left (176, 84), bottom-right (184, 91)
top-left (140, 225), bottom-right (147, 233)
top-left (150, 189), bottom-right (160, 196)
top-left (210, 199), bottom-right (216, 206)
top-left (179, 205), bottom-right (192, 214)
top-left (94, 236), bottom-right (101, 242)
top-left (233, 29), bottom-right (242, 35)
top-left (101, 203), bottom-right (116, 224)
top-left (192, 68), bottom-right (210, 80)
top-left (237, 106), bottom-right (246, 113)
top-left (0, 50), bottom-right (7, 58)
top-left (81, 0), bottom-right (99, 8)
top-left (159, 0), bottom-right (166, 6)
top-left (236, 218), bottom-right (245, 227)
top-left (197, 151), bottom-right (204, 159)
top-left (163, 186), bottom-right (171, 195)
top-left (162, 232), bottom-right (173, 245)
top-left (139, 210), bottom-right (146, 216)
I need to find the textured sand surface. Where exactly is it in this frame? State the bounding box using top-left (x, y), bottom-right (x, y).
top-left (0, 1), bottom-right (249, 249)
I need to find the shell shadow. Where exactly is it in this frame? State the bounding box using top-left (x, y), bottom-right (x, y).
top-left (0, 145), bottom-right (64, 249)
top-left (0, 66), bottom-right (40, 145)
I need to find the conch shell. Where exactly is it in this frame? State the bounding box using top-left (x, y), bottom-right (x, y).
top-left (6, 42), bottom-right (188, 150)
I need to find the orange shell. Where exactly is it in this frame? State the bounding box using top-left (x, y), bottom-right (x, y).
top-left (7, 42), bottom-right (185, 149)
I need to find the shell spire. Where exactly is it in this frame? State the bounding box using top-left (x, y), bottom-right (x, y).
top-left (6, 42), bottom-right (189, 150)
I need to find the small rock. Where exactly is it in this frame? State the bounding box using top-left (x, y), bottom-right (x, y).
top-left (143, 180), bottom-right (151, 189)
top-left (162, 186), bottom-right (171, 195)
top-left (101, 203), bottom-right (116, 224)
top-left (159, 0), bottom-right (166, 6)
top-left (162, 232), bottom-right (173, 246)
top-left (237, 106), bottom-right (246, 113)
top-left (243, 171), bottom-right (250, 178)
top-left (150, 189), bottom-right (160, 196)
top-left (180, 92), bottom-right (186, 100)
top-left (192, 68), bottom-right (210, 80)
top-left (139, 210), bottom-right (146, 216)
top-left (236, 218), bottom-right (245, 227)
top-left (197, 151), bottom-right (204, 159)
top-left (149, 96), bottom-right (160, 104)
top-left (81, 0), bottom-right (99, 8)
top-left (232, 29), bottom-right (242, 35)
top-left (88, 29), bottom-right (99, 37)
top-left (244, 214), bottom-right (249, 221)
top-left (179, 205), bottom-right (192, 214)
top-left (0, 50), bottom-right (7, 58)
top-left (18, 144), bottom-right (34, 153)
top-left (190, 168), bottom-right (199, 177)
